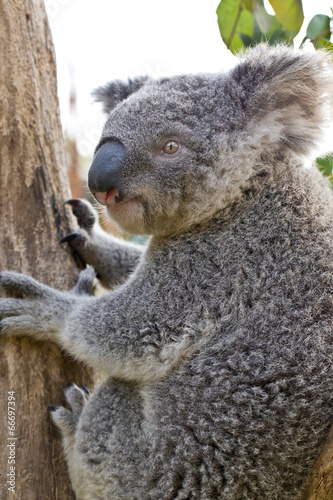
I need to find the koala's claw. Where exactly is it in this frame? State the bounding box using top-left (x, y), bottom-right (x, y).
top-left (62, 200), bottom-right (99, 267)
top-left (64, 382), bottom-right (89, 395)
top-left (60, 231), bottom-right (88, 270)
top-left (65, 198), bottom-right (97, 232)
top-left (66, 198), bottom-right (82, 207)
top-left (79, 385), bottom-right (90, 395)
top-left (49, 383), bottom-right (91, 437)
top-left (48, 405), bottom-right (60, 412)
top-left (60, 232), bottom-right (83, 244)
top-left (65, 382), bottom-right (91, 416)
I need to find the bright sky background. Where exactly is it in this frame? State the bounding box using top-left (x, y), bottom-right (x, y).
top-left (47, 0), bottom-right (333, 158)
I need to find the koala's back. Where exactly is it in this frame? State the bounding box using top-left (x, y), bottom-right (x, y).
top-left (71, 164), bottom-right (333, 500)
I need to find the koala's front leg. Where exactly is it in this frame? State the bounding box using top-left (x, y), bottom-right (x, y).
top-left (62, 199), bottom-right (145, 289)
top-left (0, 269), bottom-right (95, 341)
top-left (1, 267), bottom-right (183, 383)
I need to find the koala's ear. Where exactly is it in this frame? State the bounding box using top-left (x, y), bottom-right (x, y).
top-left (225, 43), bottom-right (333, 156)
top-left (92, 76), bottom-right (150, 114)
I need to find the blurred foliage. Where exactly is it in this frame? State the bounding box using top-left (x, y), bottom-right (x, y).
top-left (216, 1), bottom-right (332, 52)
top-left (216, 0), bottom-right (304, 51)
top-left (317, 155), bottom-right (333, 183)
top-left (301, 11), bottom-right (333, 49)
top-left (216, 0), bottom-right (333, 185)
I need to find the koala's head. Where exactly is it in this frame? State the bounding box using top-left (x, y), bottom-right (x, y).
top-left (89, 44), bottom-right (332, 237)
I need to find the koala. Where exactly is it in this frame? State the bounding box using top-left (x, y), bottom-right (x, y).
top-left (1, 44), bottom-right (333, 500)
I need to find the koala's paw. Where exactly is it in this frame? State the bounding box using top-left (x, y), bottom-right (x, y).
top-left (49, 382), bottom-right (91, 437)
top-left (65, 382), bottom-right (91, 416)
top-left (0, 271), bottom-right (80, 340)
top-left (0, 271), bottom-right (58, 337)
top-left (64, 198), bottom-right (97, 234)
top-left (0, 270), bottom-right (54, 299)
top-left (71, 267), bottom-right (96, 296)
top-left (61, 199), bottom-right (100, 267)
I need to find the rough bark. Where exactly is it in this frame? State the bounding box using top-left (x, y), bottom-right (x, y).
top-left (0, 1), bottom-right (95, 498)
top-left (303, 422), bottom-right (333, 499)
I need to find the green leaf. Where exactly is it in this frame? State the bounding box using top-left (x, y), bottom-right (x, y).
top-left (305, 14), bottom-right (331, 48)
top-left (247, 14), bottom-right (292, 47)
top-left (301, 14), bottom-right (332, 49)
top-left (244, 0), bottom-right (252, 9)
top-left (240, 33), bottom-right (253, 46)
top-left (217, 0), bottom-right (303, 53)
top-left (316, 154), bottom-right (333, 180)
top-left (313, 39), bottom-right (333, 50)
top-left (268, 0), bottom-right (304, 34)
top-left (265, 16), bottom-right (291, 42)
top-left (253, 0), bottom-right (272, 33)
top-left (306, 14), bottom-right (331, 40)
top-left (217, 0), bottom-right (254, 53)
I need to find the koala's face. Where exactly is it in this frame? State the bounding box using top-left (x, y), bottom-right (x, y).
top-left (89, 45), bottom-right (332, 236)
top-left (89, 75), bottom-right (228, 236)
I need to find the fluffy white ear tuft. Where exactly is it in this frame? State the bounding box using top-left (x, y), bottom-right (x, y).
top-left (92, 76), bottom-right (150, 114)
top-left (225, 43), bottom-right (333, 157)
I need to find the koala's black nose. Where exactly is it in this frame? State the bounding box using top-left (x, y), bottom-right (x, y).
top-left (88, 140), bottom-right (127, 196)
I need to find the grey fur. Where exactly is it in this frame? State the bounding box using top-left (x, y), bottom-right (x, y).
top-left (62, 199), bottom-right (144, 289)
top-left (1, 44), bottom-right (333, 499)
top-left (92, 76), bottom-right (150, 115)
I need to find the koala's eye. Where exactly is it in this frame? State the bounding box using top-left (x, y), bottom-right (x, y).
top-left (162, 140), bottom-right (179, 155)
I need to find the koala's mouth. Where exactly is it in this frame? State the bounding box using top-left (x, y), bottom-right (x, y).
top-left (92, 188), bottom-right (130, 206)
top-left (92, 188), bottom-right (143, 220)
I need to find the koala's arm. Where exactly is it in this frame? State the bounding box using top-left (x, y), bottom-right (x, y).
top-left (63, 199), bottom-right (145, 289)
top-left (0, 267), bottom-right (177, 383)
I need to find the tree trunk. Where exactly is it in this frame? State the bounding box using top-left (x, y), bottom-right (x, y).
top-left (0, 1), bottom-right (95, 498)
top-left (303, 422), bottom-right (333, 499)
